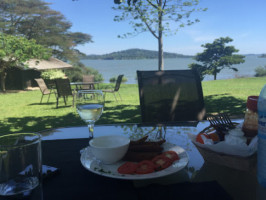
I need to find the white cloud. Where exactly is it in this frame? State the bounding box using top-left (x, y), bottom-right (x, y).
top-left (237, 32), bottom-right (250, 38)
top-left (193, 35), bottom-right (217, 42)
top-left (184, 30), bottom-right (218, 43)
top-left (167, 45), bottom-right (204, 56)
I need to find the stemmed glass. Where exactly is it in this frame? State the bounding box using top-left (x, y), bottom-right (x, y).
top-left (76, 90), bottom-right (104, 140)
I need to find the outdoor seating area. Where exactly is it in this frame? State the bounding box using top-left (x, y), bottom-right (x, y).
top-left (33, 74), bottom-right (124, 108)
top-left (1, 1), bottom-right (266, 200)
top-left (1, 71), bottom-right (265, 200)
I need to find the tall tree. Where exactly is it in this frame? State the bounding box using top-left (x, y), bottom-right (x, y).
top-left (0, 33), bottom-right (51, 91)
top-left (113, 0), bottom-right (206, 70)
top-left (189, 37), bottom-right (245, 80)
top-left (0, 0), bottom-right (92, 62)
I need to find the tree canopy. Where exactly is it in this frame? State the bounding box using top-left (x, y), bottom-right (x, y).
top-left (0, 0), bottom-right (97, 87)
top-left (0, 33), bottom-right (51, 91)
top-left (189, 37), bottom-right (245, 80)
top-left (113, 0), bottom-right (206, 70)
top-left (0, 0), bottom-right (92, 62)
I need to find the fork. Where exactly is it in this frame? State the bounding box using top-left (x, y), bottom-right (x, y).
top-left (207, 113), bottom-right (235, 132)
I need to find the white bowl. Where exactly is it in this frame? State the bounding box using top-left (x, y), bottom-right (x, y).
top-left (89, 135), bottom-right (130, 164)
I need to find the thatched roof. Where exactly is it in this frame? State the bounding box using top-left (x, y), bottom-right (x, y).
top-left (25, 57), bottom-right (72, 70)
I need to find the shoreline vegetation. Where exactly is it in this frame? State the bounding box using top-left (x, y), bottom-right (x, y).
top-left (0, 77), bottom-right (265, 134)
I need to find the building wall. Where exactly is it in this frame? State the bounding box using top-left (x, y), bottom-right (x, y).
top-left (2, 67), bottom-right (41, 90)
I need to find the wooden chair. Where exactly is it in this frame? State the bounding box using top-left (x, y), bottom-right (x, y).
top-left (55, 78), bottom-right (75, 108)
top-left (35, 78), bottom-right (55, 103)
top-left (137, 70), bottom-right (205, 124)
top-left (82, 75), bottom-right (95, 90)
top-left (102, 74), bottom-right (124, 102)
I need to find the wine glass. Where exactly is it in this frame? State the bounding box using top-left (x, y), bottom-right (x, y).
top-left (76, 90), bottom-right (104, 140)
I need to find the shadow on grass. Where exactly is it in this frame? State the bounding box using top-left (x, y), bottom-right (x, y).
top-left (99, 104), bottom-right (141, 124)
top-left (0, 104), bottom-right (141, 134)
top-left (1, 94), bottom-right (246, 134)
top-left (204, 94), bottom-right (246, 118)
top-left (28, 102), bottom-right (56, 106)
top-left (0, 113), bottom-right (83, 134)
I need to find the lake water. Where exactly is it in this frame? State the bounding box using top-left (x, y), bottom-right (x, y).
top-left (81, 55), bottom-right (266, 84)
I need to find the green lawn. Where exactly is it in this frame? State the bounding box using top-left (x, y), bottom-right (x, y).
top-left (0, 77), bottom-right (265, 134)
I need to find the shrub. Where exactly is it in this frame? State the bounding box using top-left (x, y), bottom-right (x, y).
top-left (109, 76), bottom-right (128, 83)
top-left (65, 62), bottom-right (104, 82)
top-left (84, 66), bottom-right (104, 82)
top-left (41, 70), bottom-right (66, 80)
top-left (255, 66), bottom-right (266, 77)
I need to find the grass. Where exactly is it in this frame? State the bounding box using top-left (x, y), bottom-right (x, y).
top-left (0, 77), bottom-right (265, 135)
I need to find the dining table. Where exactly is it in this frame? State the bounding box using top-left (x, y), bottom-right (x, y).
top-left (70, 82), bottom-right (100, 91)
top-left (6, 120), bottom-right (266, 200)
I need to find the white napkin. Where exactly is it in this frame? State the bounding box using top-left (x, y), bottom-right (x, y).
top-left (189, 132), bottom-right (257, 157)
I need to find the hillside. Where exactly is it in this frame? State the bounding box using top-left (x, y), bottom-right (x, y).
top-left (82, 48), bottom-right (193, 60)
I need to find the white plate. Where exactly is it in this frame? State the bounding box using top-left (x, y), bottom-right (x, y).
top-left (80, 142), bottom-right (189, 180)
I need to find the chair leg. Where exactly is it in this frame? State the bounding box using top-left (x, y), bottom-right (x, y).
top-left (72, 95), bottom-right (74, 107)
top-left (117, 92), bottom-right (122, 101)
top-left (56, 97), bottom-right (59, 108)
top-left (63, 96), bottom-right (67, 105)
top-left (103, 92), bottom-right (106, 102)
top-left (47, 93), bottom-right (51, 103)
top-left (40, 94), bottom-right (44, 104)
top-left (113, 93), bottom-right (118, 102)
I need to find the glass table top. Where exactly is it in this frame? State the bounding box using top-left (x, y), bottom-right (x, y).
top-left (38, 120), bottom-right (266, 200)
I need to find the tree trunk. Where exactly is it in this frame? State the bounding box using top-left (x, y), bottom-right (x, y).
top-left (0, 71), bottom-right (7, 92)
top-left (158, 0), bottom-right (164, 71)
top-left (158, 33), bottom-right (164, 71)
top-left (214, 67), bottom-right (217, 80)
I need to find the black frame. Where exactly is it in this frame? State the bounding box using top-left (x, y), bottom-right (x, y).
top-left (137, 69), bottom-right (205, 124)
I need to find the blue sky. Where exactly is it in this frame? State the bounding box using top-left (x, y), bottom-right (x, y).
top-left (46, 0), bottom-right (266, 55)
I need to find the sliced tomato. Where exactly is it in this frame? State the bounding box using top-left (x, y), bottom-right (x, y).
top-left (196, 132), bottom-right (211, 144)
top-left (152, 155), bottom-right (172, 171)
top-left (162, 151), bottom-right (180, 162)
top-left (118, 162), bottom-right (138, 174)
top-left (135, 160), bottom-right (155, 174)
top-left (207, 132), bottom-right (220, 143)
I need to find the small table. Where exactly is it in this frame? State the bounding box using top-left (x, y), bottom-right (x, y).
top-left (70, 82), bottom-right (100, 90)
top-left (13, 121), bottom-right (266, 200)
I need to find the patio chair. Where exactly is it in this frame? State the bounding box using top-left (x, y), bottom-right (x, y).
top-left (35, 78), bottom-right (55, 103)
top-left (102, 74), bottom-right (124, 102)
top-left (82, 75), bottom-right (95, 90)
top-left (55, 78), bottom-right (75, 108)
top-left (137, 69), bottom-right (205, 124)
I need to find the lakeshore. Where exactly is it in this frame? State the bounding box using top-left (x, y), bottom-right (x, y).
top-left (81, 55), bottom-right (266, 83)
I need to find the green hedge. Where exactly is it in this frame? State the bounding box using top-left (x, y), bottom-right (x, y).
top-left (255, 65), bottom-right (266, 77)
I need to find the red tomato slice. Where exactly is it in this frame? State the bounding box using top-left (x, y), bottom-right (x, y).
top-left (118, 162), bottom-right (138, 174)
top-left (162, 151), bottom-right (180, 162)
top-left (135, 160), bottom-right (155, 174)
top-left (152, 155), bottom-right (172, 171)
top-left (196, 132), bottom-right (211, 144)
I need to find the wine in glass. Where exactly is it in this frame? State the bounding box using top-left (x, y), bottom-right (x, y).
top-left (76, 90), bottom-right (104, 140)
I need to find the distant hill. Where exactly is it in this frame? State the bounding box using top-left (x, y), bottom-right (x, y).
top-left (82, 48), bottom-right (193, 60)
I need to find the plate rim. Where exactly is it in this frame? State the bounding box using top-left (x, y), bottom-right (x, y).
top-left (80, 142), bottom-right (189, 180)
